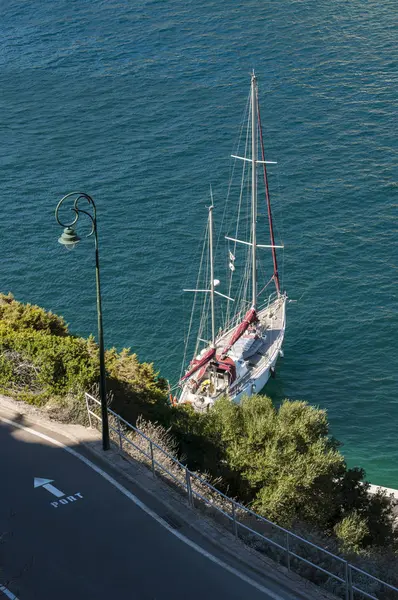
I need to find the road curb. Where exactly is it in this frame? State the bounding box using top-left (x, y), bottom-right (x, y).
top-left (0, 584), bottom-right (19, 599)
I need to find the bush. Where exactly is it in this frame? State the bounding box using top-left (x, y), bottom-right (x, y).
top-left (208, 395), bottom-right (346, 526)
top-left (0, 325), bottom-right (98, 403)
top-left (335, 511), bottom-right (369, 553)
top-left (0, 293), bottom-right (68, 336)
top-left (0, 295), bottom-right (167, 411)
top-left (203, 395), bottom-right (398, 553)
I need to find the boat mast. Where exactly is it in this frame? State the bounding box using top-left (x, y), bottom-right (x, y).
top-left (208, 202), bottom-right (216, 347)
top-left (251, 72), bottom-right (258, 309)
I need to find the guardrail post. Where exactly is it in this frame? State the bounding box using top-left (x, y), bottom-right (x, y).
top-left (286, 532), bottom-right (291, 570)
top-left (117, 415), bottom-right (123, 450)
top-left (150, 441), bottom-right (155, 476)
top-left (231, 501), bottom-right (238, 538)
top-left (344, 561), bottom-right (349, 600)
top-left (185, 468), bottom-right (193, 507)
top-left (348, 563), bottom-right (353, 600)
top-left (85, 394), bottom-right (92, 428)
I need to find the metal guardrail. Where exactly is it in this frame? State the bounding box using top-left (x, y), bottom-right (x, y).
top-left (85, 393), bottom-right (398, 600)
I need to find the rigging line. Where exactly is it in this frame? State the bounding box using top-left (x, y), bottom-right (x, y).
top-left (230, 134), bottom-right (251, 324)
top-left (257, 275), bottom-right (275, 297)
top-left (256, 89), bottom-right (280, 296)
top-left (196, 225), bottom-right (211, 356)
top-left (225, 107), bottom-right (251, 326)
top-left (275, 168), bottom-right (285, 291)
top-left (217, 89), bottom-right (251, 253)
top-left (296, 289), bottom-right (307, 302)
top-left (181, 217), bottom-right (211, 359)
top-left (272, 170), bottom-right (284, 260)
top-left (233, 223), bottom-right (251, 327)
top-left (235, 104), bottom-right (252, 243)
top-left (228, 156), bottom-right (249, 299)
top-left (257, 261), bottom-right (268, 295)
top-left (180, 219), bottom-right (209, 380)
top-left (233, 229), bottom-right (249, 318)
top-left (242, 233), bottom-right (252, 312)
top-left (234, 196), bottom-right (250, 311)
top-left (231, 103), bottom-right (250, 247)
top-left (197, 243), bottom-right (211, 355)
top-left (241, 165), bottom-right (252, 311)
top-left (274, 169), bottom-right (284, 244)
top-left (218, 161), bottom-right (236, 253)
top-left (271, 170), bottom-right (284, 290)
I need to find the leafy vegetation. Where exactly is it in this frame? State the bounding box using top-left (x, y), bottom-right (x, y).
top-left (0, 293), bottom-right (165, 410)
top-left (0, 292), bottom-right (68, 336)
top-left (0, 292), bottom-right (396, 573)
top-left (334, 511), bottom-right (369, 553)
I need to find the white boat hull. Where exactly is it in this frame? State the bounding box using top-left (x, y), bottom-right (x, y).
top-left (232, 343), bottom-right (280, 404)
top-left (179, 294), bottom-right (286, 411)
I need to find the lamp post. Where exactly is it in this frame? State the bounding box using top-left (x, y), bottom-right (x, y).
top-left (55, 192), bottom-right (110, 451)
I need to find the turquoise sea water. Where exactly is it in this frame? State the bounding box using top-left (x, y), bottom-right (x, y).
top-left (1, 1), bottom-right (397, 486)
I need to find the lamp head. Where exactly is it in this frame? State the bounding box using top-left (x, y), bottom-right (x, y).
top-left (58, 227), bottom-right (81, 250)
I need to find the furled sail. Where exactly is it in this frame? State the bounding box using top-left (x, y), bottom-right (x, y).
top-left (220, 307), bottom-right (257, 359)
top-left (179, 347), bottom-right (216, 383)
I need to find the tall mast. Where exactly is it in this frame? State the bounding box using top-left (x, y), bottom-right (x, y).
top-left (208, 202), bottom-right (216, 347)
top-left (251, 72), bottom-right (258, 309)
top-left (257, 95), bottom-right (281, 296)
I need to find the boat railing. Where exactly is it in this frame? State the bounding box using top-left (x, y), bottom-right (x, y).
top-left (257, 290), bottom-right (282, 313)
top-left (85, 392), bottom-right (398, 600)
top-left (221, 293), bottom-right (281, 335)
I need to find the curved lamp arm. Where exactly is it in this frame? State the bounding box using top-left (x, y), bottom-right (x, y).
top-left (55, 191), bottom-right (97, 238)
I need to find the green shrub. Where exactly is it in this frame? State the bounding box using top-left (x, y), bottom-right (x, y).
top-left (0, 293), bottom-right (68, 336)
top-left (0, 353), bottom-right (14, 386)
top-left (0, 295), bottom-right (168, 412)
top-left (200, 394), bottom-right (397, 552)
top-left (335, 511), bottom-right (369, 553)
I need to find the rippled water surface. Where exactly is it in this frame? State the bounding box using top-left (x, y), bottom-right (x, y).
top-left (1, 0), bottom-right (397, 486)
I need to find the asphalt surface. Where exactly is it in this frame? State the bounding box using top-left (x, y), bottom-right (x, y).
top-left (0, 416), bottom-right (305, 600)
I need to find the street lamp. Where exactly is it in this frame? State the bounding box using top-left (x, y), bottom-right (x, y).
top-left (55, 192), bottom-right (110, 451)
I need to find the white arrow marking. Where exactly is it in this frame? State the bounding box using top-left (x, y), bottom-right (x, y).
top-left (34, 478), bottom-right (65, 498)
top-left (34, 477), bottom-right (53, 488)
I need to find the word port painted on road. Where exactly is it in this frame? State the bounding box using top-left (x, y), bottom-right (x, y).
top-left (34, 478), bottom-right (84, 508)
top-left (51, 492), bottom-right (83, 508)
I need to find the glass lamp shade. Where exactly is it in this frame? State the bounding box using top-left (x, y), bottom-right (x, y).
top-left (58, 227), bottom-right (81, 250)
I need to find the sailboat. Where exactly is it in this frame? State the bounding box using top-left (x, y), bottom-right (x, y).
top-left (177, 72), bottom-right (287, 411)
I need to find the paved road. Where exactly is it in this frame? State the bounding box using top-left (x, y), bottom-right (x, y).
top-left (0, 417), bottom-right (303, 600)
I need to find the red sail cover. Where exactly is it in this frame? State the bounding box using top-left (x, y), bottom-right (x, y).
top-left (179, 347), bottom-right (216, 383)
top-left (216, 357), bottom-right (237, 382)
top-left (221, 307), bottom-right (257, 358)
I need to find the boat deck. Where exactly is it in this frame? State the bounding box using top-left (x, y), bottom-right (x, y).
top-left (251, 300), bottom-right (285, 363)
top-left (180, 295), bottom-right (286, 407)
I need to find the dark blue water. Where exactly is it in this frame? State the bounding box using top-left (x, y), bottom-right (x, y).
top-left (1, 0), bottom-right (397, 486)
